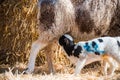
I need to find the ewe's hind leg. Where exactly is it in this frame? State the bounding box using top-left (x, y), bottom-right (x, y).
top-left (46, 52), bottom-right (54, 74)
top-left (25, 39), bottom-right (48, 74)
top-left (45, 45), bottom-right (55, 74)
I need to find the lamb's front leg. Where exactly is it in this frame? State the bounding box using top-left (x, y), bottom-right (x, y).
top-left (74, 57), bottom-right (87, 75)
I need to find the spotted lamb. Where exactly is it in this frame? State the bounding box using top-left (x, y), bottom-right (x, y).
top-left (59, 34), bottom-right (119, 75)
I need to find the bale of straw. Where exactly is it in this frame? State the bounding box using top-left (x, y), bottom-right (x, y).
top-left (0, 0), bottom-right (39, 65)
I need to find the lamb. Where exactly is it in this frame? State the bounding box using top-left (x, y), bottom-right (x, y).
top-left (74, 37), bottom-right (120, 75)
top-left (59, 34), bottom-right (120, 75)
top-left (25, 0), bottom-right (120, 74)
top-left (73, 37), bottom-right (120, 74)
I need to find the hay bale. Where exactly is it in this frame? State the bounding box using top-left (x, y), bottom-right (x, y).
top-left (0, 0), bottom-right (38, 65)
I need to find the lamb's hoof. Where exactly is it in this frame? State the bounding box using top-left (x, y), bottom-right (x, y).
top-left (50, 71), bottom-right (56, 75)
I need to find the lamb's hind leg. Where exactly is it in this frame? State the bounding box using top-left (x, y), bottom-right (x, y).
top-left (107, 57), bottom-right (118, 75)
top-left (110, 52), bottom-right (120, 64)
top-left (102, 56), bottom-right (117, 76)
top-left (109, 52), bottom-right (120, 75)
top-left (24, 39), bottom-right (48, 74)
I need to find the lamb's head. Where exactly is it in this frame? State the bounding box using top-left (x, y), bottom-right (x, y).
top-left (59, 34), bottom-right (74, 47)
top-left (59, 34), bottom-right (84, 58)
top-left (59, 34), bottom-right (75, 56)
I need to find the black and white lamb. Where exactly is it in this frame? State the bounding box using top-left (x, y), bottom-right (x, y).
top-left (59, 34), bottom-right (119, 75)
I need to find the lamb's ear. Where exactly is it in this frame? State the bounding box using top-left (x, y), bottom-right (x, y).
top-left (64, 38), bottom-right (69, 45)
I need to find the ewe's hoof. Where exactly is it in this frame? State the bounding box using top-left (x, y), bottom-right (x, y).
top-left (23, 71), bottom-right (27, 74)
top-left (23, 68), bottom-right (32, 74)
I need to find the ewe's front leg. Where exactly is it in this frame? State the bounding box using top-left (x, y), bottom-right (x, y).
top-left (25, 39), bottom-right (48, 74)
top-left (74, 57), bottom-right (86, 75)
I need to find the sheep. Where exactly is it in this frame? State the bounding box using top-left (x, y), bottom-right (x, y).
top-left (59, 34), bottom-right (118, 75)
top-left (24, 0), bottom-right (120, 74)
